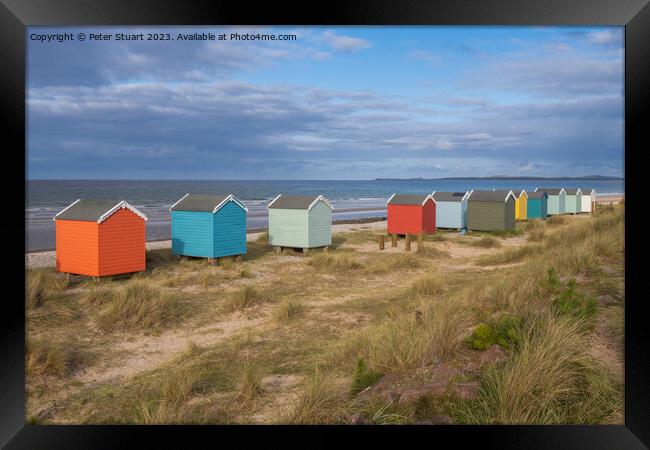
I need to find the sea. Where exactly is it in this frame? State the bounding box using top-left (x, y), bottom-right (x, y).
top-left (26, 179), bottom-right (625, 252)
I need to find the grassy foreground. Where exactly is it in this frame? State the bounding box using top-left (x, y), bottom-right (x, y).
top-left (25, 206), bottom-right (624, 424)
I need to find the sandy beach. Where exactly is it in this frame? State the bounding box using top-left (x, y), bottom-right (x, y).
top-left (25, 218), bottom-right (388, 269)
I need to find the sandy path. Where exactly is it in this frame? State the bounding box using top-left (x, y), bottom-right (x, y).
top-left (76, 313), bottom-right (269, 386)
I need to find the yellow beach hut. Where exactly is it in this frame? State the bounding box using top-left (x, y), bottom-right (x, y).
top-left (515, 190), bottom-right (528, 221)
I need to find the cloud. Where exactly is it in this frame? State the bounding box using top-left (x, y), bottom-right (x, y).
top-left (586, 30), bottom-right (621, 45)
top-left (320, 30), bottom-right (371, 52)
top-left (26, 26), bottom-right (624, 179)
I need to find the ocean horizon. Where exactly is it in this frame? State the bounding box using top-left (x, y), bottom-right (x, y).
top-left (26, 178), bottom-right (625, 252)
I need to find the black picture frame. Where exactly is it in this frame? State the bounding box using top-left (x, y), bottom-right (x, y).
top-left (2, 0), bottom-right (648, 447)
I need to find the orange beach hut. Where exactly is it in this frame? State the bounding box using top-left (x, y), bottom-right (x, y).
top-left (54, 199), bottom-right (148, 277)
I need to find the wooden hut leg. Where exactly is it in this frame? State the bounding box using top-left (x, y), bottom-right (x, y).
top-left (275, 246), bottom-right (282, 254)
top-left (208, 258), bottom-right (214, 264)
top-left (391, 234), bottom-right (397, 247)
top-left (379, 235), bottom-right (385, 251)
top-left (303, 248), bottom-right (310, 255)
top-left (235, 255), bottom-right (242, 262)
top-left (405, 233), bottom-right (411, 252)
top-left (323, 246), bottom-right (329, 253)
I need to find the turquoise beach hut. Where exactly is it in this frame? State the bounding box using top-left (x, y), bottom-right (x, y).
top-left (536, 188), bottom-right (566, 215)
top-left (267, 194), bottom-right (333, 252)
top-left (170, 194), bottom-right (248, 259)
top-left (564, 188), bottom-right (582, 214)
top-left (526, 190), bottom-right (548, 219)
top-left (431, 191), bottom-right (469, 229)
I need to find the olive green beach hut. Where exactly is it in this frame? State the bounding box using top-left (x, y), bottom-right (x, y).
top-left (267, 194), bottom-right (333, 252)
top-left (467, 190), bottom-right (517, 231)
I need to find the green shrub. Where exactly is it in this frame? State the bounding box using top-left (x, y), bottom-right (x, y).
top-left (467, 315), bottom-right (522, 350)
top-left (543, 269), bottom-right (596, 322)
top-left (351, 358), bottom-right (383, 395)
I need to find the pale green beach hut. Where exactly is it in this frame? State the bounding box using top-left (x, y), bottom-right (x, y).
top-left (267, 194), bottom-right (333, 252)
top-left (564, 188), bottom-right (582, 214)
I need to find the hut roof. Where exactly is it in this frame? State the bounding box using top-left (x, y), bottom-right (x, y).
top-left (170, 194), bottom-right (248, 213)
top-left (267, 194), bottom-right (333, 211)
top-left (536, 188), bottom-right (565, 195)
top-left (431, 191), bottom-right (469, 202)
top-left (564, 188), bottom-right (582, 195)
top-left (54, 199), bottom-right (148, 223)
top-left (528, 191), bottom-right (548, 199)
top-left (468, 190), bottom-right (516, 202)
top-left (517, 190), bottom-right (528, 198)
top-left (581, 188), bottom-right (597, 195)
top-left (387, 194), bottom-right (435, 206)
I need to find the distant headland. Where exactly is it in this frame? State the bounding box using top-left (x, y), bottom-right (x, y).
top-left (374, 175), bottom-right (624, 181)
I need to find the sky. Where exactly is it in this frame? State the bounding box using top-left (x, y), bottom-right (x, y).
top-left (27, 26), bottom-right (624, 180)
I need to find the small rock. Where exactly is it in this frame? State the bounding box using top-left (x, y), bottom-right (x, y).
top-left (452, 382), bottom-right (480, 400)
top-left (349, 412), bottom-right (370, 425)
top-left (429, 415), bottom-right (453, 425)
top-left (597, 294), bottom-right (618, 306)
top-left (433, 362), bottom-right (463, 384)
top-left (479, 344), bottom-right (507, 366)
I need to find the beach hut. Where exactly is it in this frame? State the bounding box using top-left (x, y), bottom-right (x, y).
top-left (431, 191), bottom-right (468, 229)
top-left (267, 194), bottom-right (333, 251)
top-left (563, 188), bottom-right (582, 214)
top-left (536, 188), bottom-right (566, 215)
top-left (387, 194), bottom-right (436, 235)
top-left (580, 188), bottom-right (597, 213)
top-left (515, 190), bottom-right (528, 221)
top-left (54, 199), bottom-right (147, 277)
top-left (526, 191), bottom-right (548, 219)
top-left (169, 194), bottom-right (248, 260)
top-left (466, 190), bottom-right (516, 231)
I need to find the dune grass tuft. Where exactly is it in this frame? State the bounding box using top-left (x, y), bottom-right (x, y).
top-left (273, 299), bottom-right (304, 322)
top-left (279, 369), bottom-right (349, 424)
top-left (95, 280), bottom-right (184, 333)
top-left (237, 359), bottom-right (264, 403)
top-left (470, 236), bottom-right (501, 248)
top-left (477, 245), bottom-right (539, 266)
top-left (308, 253), bottom-right (361, 272)
top-left (27, 339), bottom-right (84, 379)
top-left (408, 275), bottom-right (443, 298)
top-left (229, 285), bottom-right (269, 311)
top-left (546, 215), bottom-right (568, 226)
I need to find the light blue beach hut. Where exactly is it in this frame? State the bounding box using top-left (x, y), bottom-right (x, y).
top-left (169, 194), bottom-right (248, 259)
top-left (431, 191), bottom-right (469, 229)
top-left (536, 188), bottom-right (566, 215)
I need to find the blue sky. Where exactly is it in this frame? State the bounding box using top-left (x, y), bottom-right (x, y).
top-left (27, 26), bottom-right (624, 179)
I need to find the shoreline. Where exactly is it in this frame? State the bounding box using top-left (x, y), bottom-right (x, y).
top-left (24, 193), bottom-right (623, 261)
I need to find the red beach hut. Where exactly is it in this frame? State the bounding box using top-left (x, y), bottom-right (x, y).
top-left (54, 199), bottom-right (148, 277)
top-left (386, 194), bottom-right (436, 235)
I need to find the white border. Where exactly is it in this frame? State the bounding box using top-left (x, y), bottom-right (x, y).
top-left (169, 193), bottom-right (190, 211)
top-left (52, 198), bottom-right (81, 221)
top-left (267, 194), bottom-right (282, 209)
top-left (213, 194), bottom-right (249, 213)
top-left (307, 195), bottom-right (333, 211)
top-left (98, 201), bottom-right (148, 223)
